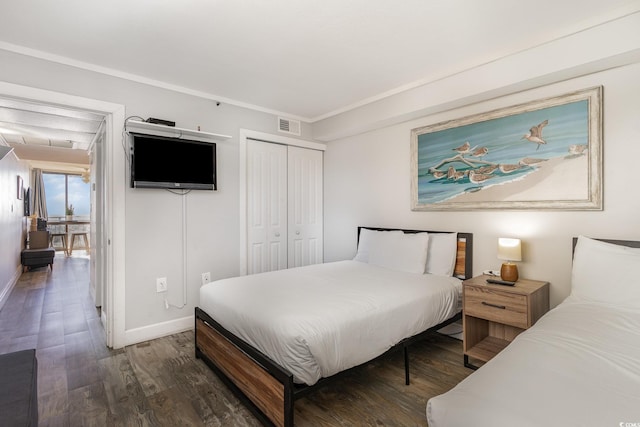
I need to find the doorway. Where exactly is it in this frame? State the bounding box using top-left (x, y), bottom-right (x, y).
top-left (0, 81), bottom-right (126, 348)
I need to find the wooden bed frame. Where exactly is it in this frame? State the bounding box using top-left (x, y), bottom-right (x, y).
top-left (195, 227), bottom-right (473, 427)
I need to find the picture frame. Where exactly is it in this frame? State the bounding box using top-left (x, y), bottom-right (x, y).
top-left (410, 86), bottom-right (602, 211)
top-left (17, 175), bottom-right (23, 200)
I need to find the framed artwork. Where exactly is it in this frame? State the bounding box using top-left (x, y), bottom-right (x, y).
top-left (17, 175), bottom-right (23, 200)
top-left (410, 86), bottom-right (602, 211)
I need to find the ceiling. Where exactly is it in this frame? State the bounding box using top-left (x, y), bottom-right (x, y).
top-left (0, 96), bottom-right (103, 166)
top-left (1, 0), bottom-right (639, 159)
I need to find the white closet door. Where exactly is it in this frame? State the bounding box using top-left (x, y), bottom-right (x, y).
top-left (288, 146), bottom-right (323, 268)
top-left (247, 140), bottom-right (288, 274)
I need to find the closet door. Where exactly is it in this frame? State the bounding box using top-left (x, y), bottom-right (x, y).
top-left (288, 146), bottom-right (323, 268)
top-left (247, 140), bottom-right (288, 274)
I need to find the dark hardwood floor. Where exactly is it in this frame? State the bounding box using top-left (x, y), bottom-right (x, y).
top-left (1, 253), bottom-right (472, 426)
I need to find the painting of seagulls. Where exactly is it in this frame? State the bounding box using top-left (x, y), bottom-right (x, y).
top-left (411, 86), bottom-right (601, 210)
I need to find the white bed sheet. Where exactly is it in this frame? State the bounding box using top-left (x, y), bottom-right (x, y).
top-left (199, 260), bottom-right (461, 386)
top-left (427, 296), bottom-right (640, 426)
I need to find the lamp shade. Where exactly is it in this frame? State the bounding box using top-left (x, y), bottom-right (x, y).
top-left (497, 238), bottom-right (522, 262)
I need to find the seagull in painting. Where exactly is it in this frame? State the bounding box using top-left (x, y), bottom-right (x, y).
top-left (568, 144), bottom-right (587, 155)
top-left (447, 166), bottom-right (457, 179)
top-left (471, 146), bottom-right (489, 158)
top-left (499, 164), bottom-right (525, 174)
top-left (475, 164), bottom-right (498, 174)
top-left (452, 141), bottom-right (473, 155)
top-left (447, 166), bottom-right (465, 181)
top-left (431, 170), bottom-right (447, 179)
top-left (521, 120), bottom-right (548, 150)
top-left (468, 170), bottom-right (495, 184)
top-left (518, 157), bottom-right (547, 167)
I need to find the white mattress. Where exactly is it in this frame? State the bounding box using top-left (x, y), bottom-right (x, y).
top-left (427, 296), bottom-right (640, 426)
top-left (199, 260), bottom-right (461, 385)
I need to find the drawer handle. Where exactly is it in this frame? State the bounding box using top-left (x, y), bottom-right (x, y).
top-left (482, 301), bottom-right (506, 310)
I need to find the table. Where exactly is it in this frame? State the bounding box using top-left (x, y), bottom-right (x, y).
top-left (462, 274), bottom-right (549, 369)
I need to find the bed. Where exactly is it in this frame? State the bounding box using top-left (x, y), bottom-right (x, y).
top-left (426, 235), bottom-right (640, 426)
top-left (195, 227), bottom-right (473, 427)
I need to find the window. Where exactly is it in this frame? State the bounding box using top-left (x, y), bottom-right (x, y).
top-left (43, 172), bottom-right (90, 219)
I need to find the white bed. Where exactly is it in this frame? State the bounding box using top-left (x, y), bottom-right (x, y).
top-left (195, 227), bottom-right (473, 427)
top-left (199, 259), bottom-right (462, 385)
top-left (427, 236), bottom-right (640, 426)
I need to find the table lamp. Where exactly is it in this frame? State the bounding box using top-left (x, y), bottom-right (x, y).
top-left (498, 238), bottom-right (522, 282)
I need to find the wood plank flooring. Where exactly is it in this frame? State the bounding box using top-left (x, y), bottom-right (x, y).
top-left (1, 254), bottom-right (473, 426)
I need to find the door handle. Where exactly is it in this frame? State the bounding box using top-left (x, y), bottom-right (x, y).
top-left (275, 232), bottom-right (280, 237)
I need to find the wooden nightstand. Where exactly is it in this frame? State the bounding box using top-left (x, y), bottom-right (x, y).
top-left (463, 274), bottom-right (549, 369)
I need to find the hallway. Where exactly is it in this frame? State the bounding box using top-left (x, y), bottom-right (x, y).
top-left (0, 254), bottom-right (260, 426)
top-left (0, 253), bottom-right (98, 356)
top-left (0, 253), bottom-right (111, 424)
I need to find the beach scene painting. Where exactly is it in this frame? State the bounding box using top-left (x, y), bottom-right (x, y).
top-left (410, 86), bottom-right (602, 211)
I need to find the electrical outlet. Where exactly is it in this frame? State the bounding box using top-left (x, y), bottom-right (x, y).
top-left (156, 277), bottom-right (167, 293)
top-left (201, 272), bottom-right (211, 286)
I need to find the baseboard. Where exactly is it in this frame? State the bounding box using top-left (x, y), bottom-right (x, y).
top-left (0, 266), bottom-right (22, 312)
top-left (124, 315), bottom-right (194, 346)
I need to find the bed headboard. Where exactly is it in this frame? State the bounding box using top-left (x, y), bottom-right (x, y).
top-left (572, 237), bottom-right (640, 256)
top-left (357, 227), bottom-right (473, 280)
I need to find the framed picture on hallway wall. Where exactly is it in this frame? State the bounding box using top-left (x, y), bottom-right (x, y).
top-left (410, 86), bottom-right (603, 211)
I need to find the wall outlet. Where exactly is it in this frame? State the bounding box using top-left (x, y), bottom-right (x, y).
top-left (156, 277), bottom-right (167, 293)
top-left (201, 272), bottom-right (211, 286)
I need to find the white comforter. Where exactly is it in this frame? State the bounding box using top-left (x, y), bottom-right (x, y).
top-left (199, 260), bottom-right (461, 385)
top-left (427, 296), bottom-right (640, 426)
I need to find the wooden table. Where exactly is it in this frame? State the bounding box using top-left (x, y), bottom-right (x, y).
top-left (462, 274), bottom-right (549, 369)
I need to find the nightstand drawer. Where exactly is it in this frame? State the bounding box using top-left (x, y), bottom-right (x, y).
top-left (464, 286), bottom-right (528, 329)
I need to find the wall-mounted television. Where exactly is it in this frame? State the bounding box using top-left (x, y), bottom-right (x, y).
top-left (130, 132), bottom-right (216, 190)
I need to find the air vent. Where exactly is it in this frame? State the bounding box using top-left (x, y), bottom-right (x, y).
top-left (278, 117), bottom-right (301, 136)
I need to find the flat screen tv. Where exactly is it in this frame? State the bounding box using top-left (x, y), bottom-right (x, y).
top-left (130, 132), bottom-right (216, 190)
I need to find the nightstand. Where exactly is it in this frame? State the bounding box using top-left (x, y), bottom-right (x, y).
top-left (463, 274), bottom-right (549, 369)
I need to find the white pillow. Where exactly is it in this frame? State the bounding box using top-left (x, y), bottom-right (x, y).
top-left (353, 228), bottom-right (403, 263)
top-left (426, 232), bottom-right (458, 276)
top-left (368, 232), bottom-right (430, 274)
top-left (571, 235), bottom-right (640, 308)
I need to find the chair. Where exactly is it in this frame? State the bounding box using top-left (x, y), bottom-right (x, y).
top-left (21, 231), bottom-right (55, 272)
top-left (49, 232), bottom-right (69, 256)
top-left (48, 222), bottom-right (69, 256)
top-left (69, 232), bottom-right (89, 255)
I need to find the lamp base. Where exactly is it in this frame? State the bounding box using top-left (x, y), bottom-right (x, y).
top-left (500, 263), bottom-right (519, 282)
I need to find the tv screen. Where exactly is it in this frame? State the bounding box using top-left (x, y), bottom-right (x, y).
top-left (130, 133), bottom-right (216, 190)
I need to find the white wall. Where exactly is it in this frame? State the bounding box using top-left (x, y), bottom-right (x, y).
top-left (0, 48), bottom-right (313, 343)
top-left (0, 150), bottom-right (29, 310)
top-left (323, 62), bottom-right (640, 308)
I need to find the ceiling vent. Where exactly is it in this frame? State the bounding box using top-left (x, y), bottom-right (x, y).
top-left (278, 117), bottom-right (301, 136)
top-left (0, 145), bottom-right (14, 161)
